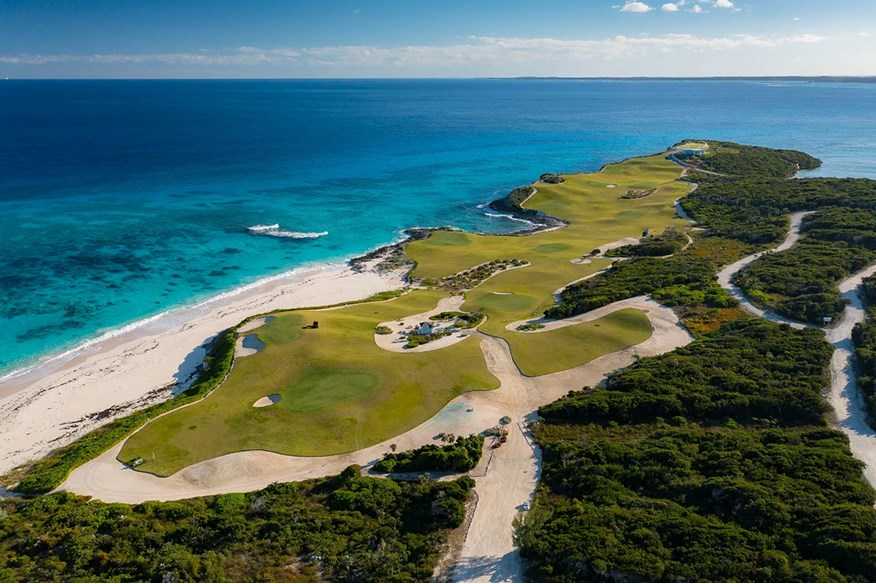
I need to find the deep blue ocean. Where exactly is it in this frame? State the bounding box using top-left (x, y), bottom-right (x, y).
top-left (2, 78), bottom-right (875, 376)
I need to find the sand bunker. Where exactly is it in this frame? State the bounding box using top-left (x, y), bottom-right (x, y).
top-left (235, 334), bottom-right (266, 357)
top-left (606, 184), bottom-right (617, 188)
top-left (253, 394), bottom-right (281, 408)
top-left (238, 315), bottom-right (275, 333)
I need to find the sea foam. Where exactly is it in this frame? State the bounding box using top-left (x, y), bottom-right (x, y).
top-left (483, 211), bottom-right (537, 226)
top-left (247, 224), bottom-right (328, 239)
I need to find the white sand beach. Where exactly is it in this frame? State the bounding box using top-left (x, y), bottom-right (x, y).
top-left (0, 263), bottom-right (405, 475)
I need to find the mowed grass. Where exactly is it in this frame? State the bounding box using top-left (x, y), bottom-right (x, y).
top-left (407, 155), bottom-right (689, 281)
top-left (405, 154), bottom-right (685, 371)
top-left (502, 308), bottom-right (651, 377)
top-left (119, 290), bottom-right (499, 476)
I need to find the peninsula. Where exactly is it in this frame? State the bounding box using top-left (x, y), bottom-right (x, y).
top-left (3, 141), bottom-right (876, 583)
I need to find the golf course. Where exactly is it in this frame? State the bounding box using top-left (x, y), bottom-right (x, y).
top-left (118, 152), bottom-right (691, 476)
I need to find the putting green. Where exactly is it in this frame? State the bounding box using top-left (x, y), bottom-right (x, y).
top-left (470, 292), bottom-right (535, 312)
top-left (281, 369), bottom-right (380, 413)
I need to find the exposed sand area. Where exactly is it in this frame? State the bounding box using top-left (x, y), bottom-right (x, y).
top-left (253, 394), bottom-right (281, 408)
top-left (826, 264), bottom-right (876, 488)
top-left (569, 236), bottom-right (640, 265)
top-left (593, 237), bottom-right (640, 256)
top-left (373, 295), bottom-right (473, 353)
top-left (238, 316), bottom-right (275, 333)
top-left (0, 264), bottom-right (405, 475)
top-left (235, 334), bottom-right (266, 357)
top-left (674, 196), bottom-right (697, 224)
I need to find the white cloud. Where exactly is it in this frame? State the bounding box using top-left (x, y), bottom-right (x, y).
top-left (714, 0), bottom-right (735, 8)
top-left (619, 1), bottom-right (654, 12)
top-left (662, 3), bottom-right (679, 11)
top-left (0, 33), bottom-right (830, 69)
top-left (691, 5), bottom-right (704, 13)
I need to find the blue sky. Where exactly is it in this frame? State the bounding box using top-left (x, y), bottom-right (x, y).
top-left (1, 0), bottom-right (874, 78)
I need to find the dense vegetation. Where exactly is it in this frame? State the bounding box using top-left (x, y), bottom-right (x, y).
top-left (680, 140), bottom-right (821, 179)
top-left (546, 254), bottom-right (733, 320)
top-left (372, 435), bottom-right (484, 473)
top-left (9, 330), bottom-right (236, 495)
top-left (429, 311), bottom-right (485, 328)
top-left (853, 274), bottom-right (876, 426)
top-left (0, 468), bottom-right (473, 582)
top-left (605, 227), bottom-right (688, 257)
top-left (539, 319), bottom-right (831, 427)
top-left (679, 162), bottom-right (876, 323)
top-left (517, 320), bottom-right (876, 582)
top-left (681, 178), bottom-right (876, 244)
top-left (733, 210), bottom-right (876, 323)
top-left (734, 240), bottom-right (873, 324)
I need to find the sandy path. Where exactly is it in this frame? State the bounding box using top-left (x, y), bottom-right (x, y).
top-left (715, 212), bottom-right (876, 489)
top-left (674, 198), bottom-right (697, 224)
top-left (716, 211), bottom-right (813, 329)
top-left (0, 265), bottom-right (404, 475)
top-left (826, 265), bottom-right (876, 487)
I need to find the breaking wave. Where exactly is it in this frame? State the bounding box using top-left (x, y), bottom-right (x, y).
top-left (482, 211), bottom-right (536, 225)
top-left (247, 224), bottom-right (328, 239)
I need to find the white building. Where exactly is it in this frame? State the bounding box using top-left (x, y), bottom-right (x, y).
top-left (415, 322), bottom-right (434, 335)
top-left (677, 148), bottom-right (706, 157)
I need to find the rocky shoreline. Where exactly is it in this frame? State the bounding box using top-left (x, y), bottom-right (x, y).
top-left (350, 178), bottom-right (569, 275)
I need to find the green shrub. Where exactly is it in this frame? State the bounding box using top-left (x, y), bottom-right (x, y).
top-left (373, 435), bottom-right (484, 473)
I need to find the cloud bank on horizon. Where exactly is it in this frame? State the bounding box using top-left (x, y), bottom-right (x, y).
top-left (0, 0), bottom-right (873, 77)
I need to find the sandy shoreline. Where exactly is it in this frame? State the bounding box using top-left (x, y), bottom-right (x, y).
top-left (0, 262), bottom-right (405, 475)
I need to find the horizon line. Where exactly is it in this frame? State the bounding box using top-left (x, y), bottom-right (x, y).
top-left (3, 74), bottom-right (876, 82)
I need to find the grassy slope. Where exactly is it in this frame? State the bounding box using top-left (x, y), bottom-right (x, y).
top-left (120, 290), bottom-right (499, 475)
top-left (409, 154), bottom-right (686, 374)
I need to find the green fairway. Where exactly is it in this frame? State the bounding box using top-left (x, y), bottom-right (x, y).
top-left (503, 308), bottom-right (652, 377)
top-left (120, 152), bottom-right (685, 475)
top-left (407, 155), bottom-right (689, 281)
top-left (119, 290), bottom-right (499, 476)
top-left (440, 154), bottom-right (684, 369)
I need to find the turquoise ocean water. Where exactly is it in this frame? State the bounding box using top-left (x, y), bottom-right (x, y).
top-left (1, 78), bottom-right (875, 376)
